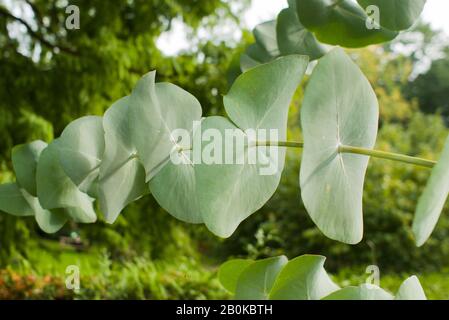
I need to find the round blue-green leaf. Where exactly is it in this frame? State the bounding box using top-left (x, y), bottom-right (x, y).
top-left (21, 189), bottom-right (68, 233)
top-left (269, 255), bottom-right (339, 300)
top-left (150, 149), bottom-right (202, 224)
top-left (225, 55), bottom-right (308, 140)
top-left (253, 20), bottom-right (280, 58)
top-left (412, 136), bottom-right (449, 247)
top-left (277, 7), bottom-right (326, 60)
top-left (129, 71), bottom-right (202, 182)
top-left (36, 140), bottom-right (96, 223)
top-left (99, 97), bottom-right (147, 223)
top-left (300, 48), bottom-right (379, 244)
top-left (235, 256), bottom-right (288, 300)
top-left (58, 116), bottom-right (104, 195)
top-left (196, 55), bottom-right (307, 237)
top-left (12, 140), bottom-right (47, 196)
top-left (395, 276), bottom-right (427, 300)
top-left (0, 183), bottom-right (34, 217)
top-left (218, 259), bottom-right (254, 294)
top-left (296, 0), bottom-right (398, 48)
top-left (357, 0), bottom-right (426, 31)
top-left (323, 284), bottom-right (393, 300)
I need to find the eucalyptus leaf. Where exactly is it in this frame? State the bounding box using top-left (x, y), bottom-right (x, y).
top-left (296, 0), bottom-right (398, 48)
top-left (253, 20), bottom-right (280, 58)
top-left (57, 116), bottom-right (104, 195)
top-left (323, 284), bottom-right (394, 300)
top-left (269, 255), bottom-right (339, 300)
top-left (300, 48), bottom-right (379, 244)
top-left (277, 7), bottom-right (326, 60)
top-left (21, 189), bottom-right (68, 233)
top-left (0, 183), bottom-right (34, 217)
top-left (129, 71), bottom-right (202, 181)
top-left (99, 96), bottom-right (147, 223)
top-left (412, 136), bottom-right (449, 247)
top-left (240, 44), bottom-right (272, 72)
top-left (12, 140), bottom-right (47, 196)
top-left (197, 55), bottom-right (307, 237)
top-left (218, 259), bottom-right (254, 294)
top-left (240, 21), bottom-right (280, 71)
top-left (235, 256), bottom-right (288, 300)
top-left (36, 140), bottom-right (96, 223)
top-left (357, 0), bottom-right (426, 31)
top-left (395, 276), bottom-right (427, 300)
top-left (150, 149), bottom-right (202, 224)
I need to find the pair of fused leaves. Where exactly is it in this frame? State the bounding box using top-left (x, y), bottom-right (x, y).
top-left (218, 255), bottom-right (426, 300)
top-left (242, 0), bottom-right (426, 72)
top-left (296, 0), bottom-right (426, 48)
top-left (0, 139), bottom-right (96, 233)
top-left (241, 0), bottom-right (324, 71)
top-left (148, 55), bottom-right (309, 237)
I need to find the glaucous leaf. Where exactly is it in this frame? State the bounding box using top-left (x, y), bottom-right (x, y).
top-left (21, 189), bottom-right (67, 233)
top-left (300, 48), bottom-right (379, 244)
top-left (0, 183), bottom-right (34, 217)
top-left (225, 55), bottom-right (309, 140)
top-left (235, 256), bottom-right (288, 300)
top-left (269, 255), bottom-right (339, 300)
top-left (99, 97), bottom-right (147, 223)
top-left (357, 0), bottom-right (426, 31)
top-left (296, 0), bottom-right (398, 47)
top-left (150, 149), bottom-right (202, 224)
top-left (240, 21), bottom-right (280, 71)
top-left (323, 284), bottom-right (394, 300)
top-left (395, 276), bottom-right (427, 300)
top-left (195, 116), bottom-right (286, 237)
top-left (12, 140), bottom-right (47, 196)
top-left (277, 7), bottom-right (326, 60)
top-left (36, 140), bottom-right (96, 223)
top-left (253, 20), bottom-right (280, 58)
top-left (57, 116), bottom-right (104, 195)
top-left (218, 259), bottom-right (254, 294)
top-left (129, 71), bottom-right (202, 181)
top-left (413, 136), bottom-right (449, 247)
top-left (240, 44), bottom-right (272, 72)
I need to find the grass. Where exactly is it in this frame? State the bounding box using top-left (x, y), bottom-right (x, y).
top-left (2, 240), bottom-right (449, 299)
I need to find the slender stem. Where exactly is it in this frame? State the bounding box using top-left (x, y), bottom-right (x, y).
top-left (338, 145), bottom-right (436, 169)
top-left (256, 141), bottom-right (304, 148)
top-left (256, 140), bottom-right (435, 169)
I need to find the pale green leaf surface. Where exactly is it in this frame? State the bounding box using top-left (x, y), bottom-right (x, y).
top-left (218, 259), bottom-right (254, 294)
top-left (235, 256), bottom-right (288, 300)
top-left (0, 183), bottom-right (34, 217)
top-left (36, 140), bottom-right (96, 223)
top-left (413, 136), bottom-right (449, 246)
top-left (21, 189), bottom-right (67, 233)
top-left (395, 276), bottom-right (427, 300)
top-left (57, 116), bottom-right (104, 195)
top-left (11, 140), bottom-right (47, 196)
top-left (99, 97), bottom-right (147, 223)
top-left (277, 8), bottom-right (326, 60)
top-left (253, 20), bottom-right (280, 58)
top-left (323, 284), bottom-right (393, 300)
top-left (269, 255), bottom-right (339, 300)
top-left (357, 0), bottom-right (426, 31)
top-left (129, 72), bottom-right (202, 181)
top-left (300, 48), bottom-right (379, 244)
top-left (296, 0), bottom-right (398, 48)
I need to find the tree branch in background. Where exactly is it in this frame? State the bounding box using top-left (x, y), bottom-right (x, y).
top-left (0, 6), bottom-right (79, 56)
